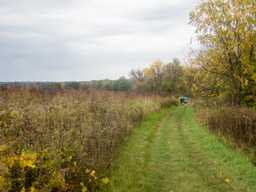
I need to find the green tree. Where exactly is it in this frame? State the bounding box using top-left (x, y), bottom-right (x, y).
top-left (113, 77), bottom-right (131, 91)
top-left (80, 82), bottom-right (90, 90)
top-left (65, 82), bottom-right (80, 90)
top-left (162, 58), bottom-right (184, 94)
top-left (102, 80), bottom-right (114, 90)
top-left (45, 82), bottom-right (62, 89)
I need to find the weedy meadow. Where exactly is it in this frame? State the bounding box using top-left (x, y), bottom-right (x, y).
top-left (0, 86), bottom-right (175, 191)
top-left (196, 103), bottom-right (256, 161)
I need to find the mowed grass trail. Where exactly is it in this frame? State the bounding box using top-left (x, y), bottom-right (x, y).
top-left (109, 106), bottom-right (256, 192)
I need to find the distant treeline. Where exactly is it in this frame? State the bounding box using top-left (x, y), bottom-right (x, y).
top-left (0, 77), bottom-right (131, 91)
top-left (0, 58), bottom-right (186, 94)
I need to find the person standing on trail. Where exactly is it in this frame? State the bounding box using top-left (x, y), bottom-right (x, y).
top-left (184, 96), bottom-right (188, 108)
top-left (180, 97), bottom-right (183, 103)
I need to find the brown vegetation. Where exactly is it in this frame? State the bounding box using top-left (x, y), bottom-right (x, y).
top-left (0, 86), bottom-right (176, 191)
top-left (197, 105), bottom-right (256, 158)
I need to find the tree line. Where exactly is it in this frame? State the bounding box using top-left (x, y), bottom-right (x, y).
top-left (130, 58), bottom-right (187, 95)
top-left (42, 58), bottom-right (188, 96)
top-left (43, 77), bottom-right (131, 91)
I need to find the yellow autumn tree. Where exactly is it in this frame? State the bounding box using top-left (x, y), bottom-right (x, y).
top-left (143, 59), bottom-right (165, 92)
top-left (189, 0), bottom-right (256, 106)
top-left (130, 59), bottom-right (165, 92)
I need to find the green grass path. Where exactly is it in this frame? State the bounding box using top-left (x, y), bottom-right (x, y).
top-left (109, 106), bottom-right (256, 192)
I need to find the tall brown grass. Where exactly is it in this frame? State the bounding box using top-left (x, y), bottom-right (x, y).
top-left (197, 106), bottom-right (256, 158)
top-left (0, 86), bottom-right (175, 191)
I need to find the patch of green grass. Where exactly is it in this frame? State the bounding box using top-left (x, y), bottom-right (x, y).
top-left (109, 106), bottom-right (256, 192)
top-left (109, 108), bottom-right (173, 192)
top-left (184, 107), bottom-right (256, 191)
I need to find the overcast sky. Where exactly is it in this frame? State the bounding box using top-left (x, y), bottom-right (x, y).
top-left (0, 0), bottom-right (199, 82)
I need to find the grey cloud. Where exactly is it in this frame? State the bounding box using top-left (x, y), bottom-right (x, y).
top-left (0, 0), bottom-right (199, 81)
top-left (135, 3), bottom-right (194, 22)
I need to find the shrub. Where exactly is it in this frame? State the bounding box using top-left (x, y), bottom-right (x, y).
top-left (197, 106), bottom-right (256, 154)
top-left (160, 97), bottom-right (178, 108)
